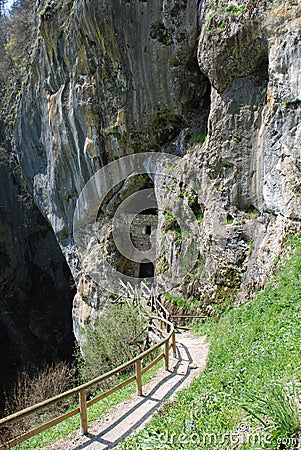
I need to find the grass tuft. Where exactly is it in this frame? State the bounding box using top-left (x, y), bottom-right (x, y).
top-left (242, 380), bottom-right (301, 441)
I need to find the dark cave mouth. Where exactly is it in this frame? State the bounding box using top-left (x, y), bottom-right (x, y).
top-left (0, 254), bottom-right (76, 414)
top-left (139, 260), bottom-right (155, 278)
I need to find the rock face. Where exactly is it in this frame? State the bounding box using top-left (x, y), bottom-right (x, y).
top-left (11, 0), bottom-right (301, 339)
top-left (189, 0), bottom-right (301, 309)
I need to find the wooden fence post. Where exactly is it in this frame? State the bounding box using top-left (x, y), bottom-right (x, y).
top-left (160, 318), bottom-right (163, 331)
top-left (135, 359), bottom-right (143, 396)
top-left (79, 389), bottom-right (88, 435)
top-left (172, 330), bottom-right (177, 358)
top-left (164, 338), bottom-right (170, 371)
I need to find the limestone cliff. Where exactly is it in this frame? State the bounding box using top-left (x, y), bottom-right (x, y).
top-left (189, 0), bottom-right (301, 309)
top-left (9, 0), bottom-right (301, 339)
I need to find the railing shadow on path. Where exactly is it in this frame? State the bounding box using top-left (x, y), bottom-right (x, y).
top-left (72, 340), bottom-right (193, 450)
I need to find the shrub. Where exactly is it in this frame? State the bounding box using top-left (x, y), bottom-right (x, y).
top-left (1, 361), bottom-right (73, 444)
top-left (77, 302), bottom-right (148, 383)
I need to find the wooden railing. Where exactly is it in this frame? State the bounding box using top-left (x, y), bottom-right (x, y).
top-left (150, 293), bottom-right (206, 326)
top-left (150, 293), bottom-right (172, 325)
top-left (0, 316), bottom-right (176, 449)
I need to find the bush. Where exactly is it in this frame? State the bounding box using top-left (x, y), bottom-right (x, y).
top-left (77, 302), bottom-right (148, 383)
top-left (1, 361), bottom-right (73, 444)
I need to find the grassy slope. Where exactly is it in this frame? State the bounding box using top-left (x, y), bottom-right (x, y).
top-left (118, 234), bottom-right (301, 449)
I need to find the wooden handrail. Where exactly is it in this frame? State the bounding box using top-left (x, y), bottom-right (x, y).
top-left (151, 295), bottom-right (172, 323)
top-left (0, 315), bottom-right (176, 449)
top-left (171, 315), bottom-right (206, 319)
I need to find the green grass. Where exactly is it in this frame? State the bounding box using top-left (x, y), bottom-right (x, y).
top-left (117, 233), bottom-right (301, 449)
top-left (242, 380), bottom-right (301, 442)
top-left (189, 133), bottom-right (207, 145)
top-left (163, 292), bottom-right (197, 314)
top-left (14, 359), bottom-right (164, 449)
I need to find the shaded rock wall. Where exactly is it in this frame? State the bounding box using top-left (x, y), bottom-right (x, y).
top-left (15, 0), bottom-right (209, 333)
top-left (0, 122), bottom-right (74, 404)
top-left (16, 0), bottom-right (206, 235)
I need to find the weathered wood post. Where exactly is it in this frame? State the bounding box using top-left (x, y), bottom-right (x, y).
top-left (172, 330), bottom-right (177, 358)
top-left (164, 338), bottom-right (170, 371)
top-left (79, 389), bottom-right (88, 435)
top-left (135, 359), bottom-right (143, 396)
top-left (160, 317), bottom-right (164, 331)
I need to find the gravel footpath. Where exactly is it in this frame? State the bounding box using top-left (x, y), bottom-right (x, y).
top-left (42, 331), bottom-right (209, 450)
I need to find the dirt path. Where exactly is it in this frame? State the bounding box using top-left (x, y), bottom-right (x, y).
top-left (43, 331), bottom-right (209, 450)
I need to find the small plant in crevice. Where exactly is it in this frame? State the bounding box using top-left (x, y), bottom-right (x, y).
top-left (221, 3), bottom-right (246, 16)
top-left (189, 133), bottom-right (207, 145)
top-left (196, 211), bottom-right (203, 222)
top-left (226, 214), bottom-right (234, 224)
top-left (248, 240), bottom-right (254, 252)
top-left (156, 254), bottom-right (170, 275)
top-left (173, 228), bottom-right (182, 245)
top-left (231, 135), bottom-right (242, 144)
top-left (221, 214), bottom-right (234, 225)
top-left (248, 210), bottom-right (260, 219)
top-left (162, 211), bottom-right (180, 233)
top-left (164, 211), bottom-right (177, 223)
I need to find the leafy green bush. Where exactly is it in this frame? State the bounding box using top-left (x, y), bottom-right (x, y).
top-left (164, 211), bottom-right (178, 224)
top-left (77, 302), bottom-right (148, 382)
top-left (164, 292), bottom-right (189, 311)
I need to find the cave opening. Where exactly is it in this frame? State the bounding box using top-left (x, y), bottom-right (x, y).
top-left (139, 260), bottom-right (155, 279)
top-left (100, 174), bottom-right (158, 281)
top-left (0, 237), bottom-right (76, 415)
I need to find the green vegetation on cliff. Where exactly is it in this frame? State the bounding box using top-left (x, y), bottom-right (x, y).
top-left (0, 0), bottom-right (35, 127)
top-left (118, 233), bottom-right (301, 449)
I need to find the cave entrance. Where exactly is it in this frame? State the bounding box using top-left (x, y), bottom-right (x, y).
top-left (139, 260), bottom-right (154, 279)
top-left (97, 174), bottom-right (158, 280)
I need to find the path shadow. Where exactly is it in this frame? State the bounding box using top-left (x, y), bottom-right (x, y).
top-left (73, 340), bottom-right (194, 449)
